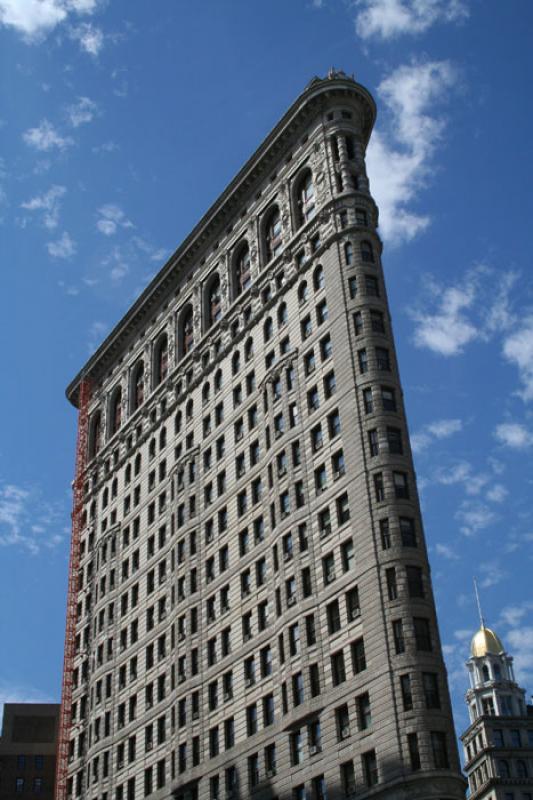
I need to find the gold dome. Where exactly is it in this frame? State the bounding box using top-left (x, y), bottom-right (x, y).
top-left (470, 626), bottom-right (504, 657)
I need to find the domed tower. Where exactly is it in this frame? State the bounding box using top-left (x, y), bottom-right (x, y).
top-left (461, 602), bottom-right (533, 799)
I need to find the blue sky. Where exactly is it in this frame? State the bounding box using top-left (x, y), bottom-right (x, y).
top-left (1, 0), bottom-right (532, 740)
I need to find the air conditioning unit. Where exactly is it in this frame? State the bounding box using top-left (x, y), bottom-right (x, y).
top-left (287, 596), bottom-right (297, 607)
top-left (245, 678), bottom-right (255, 688)
top-left (283, 551), bottom-right (292, 562)
top-left (191, 710), bottom-right (199, 720)
top-left (178, 632), bottom-right (186, 642)
top-left (325, 571), bottom-right (335, 584)
top-left (340, 726), bottom-right (351, 740)
top-left (319, 526), bottom-right (331, 539)
top-left (266, 769), bottom-right (276, 778)
top-left (224, 691), bottom-right (233, 702)
top-left (278, 466), bottom-right (287, 476)
top-left (309, 744), bottom-right (320, 755)
top-left (349, 608), bottom-right (361, 621)
top-left (243, 632), bottom-right (253, 641)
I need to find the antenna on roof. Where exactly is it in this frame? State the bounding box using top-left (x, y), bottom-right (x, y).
top-left (473, 577), bottom-right (485, 628)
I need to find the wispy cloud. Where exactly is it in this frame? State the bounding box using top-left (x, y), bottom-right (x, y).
top-left (88, 320), bottom-right (108, 353)
top-left (456, 501), bottom-right (497, 537)
top-left (69, 21), bottom-right (103, 55)
top-left (0, 679), bottom-right (56, 720)
top-left (409, 266), bottom-right (518, 357)
top-left (411, 417), bottom-right (462, 453)
top-left (20, 184), bottom-right (66, 229)
top-left (354, 0), bottom-right (469, 40)
top-left (485, 483), bottom-right (508, 503)
top-left (494, 421), bottom-right (533, 449)
top-left (0, 481), bottom-right (66, 555)
top-left (66, 96), bottom-right (98, 128)
top-left (47, 231), bottom-right (76, 258)
top-left (435, 542), bottom-right (459, 560)
top-left (96, 204), bottom-right (133, 236)
top-left (22, 119), bottom-right (74, 152)
top-left (0, 0), bottom-right (101, 43)
top-left (366, 59), bottom-right (456, 246)
top-left (92, 140), bottom-right (119, 154)
top-left (502, 317), bottom-right (533, 402)
top-left (478, 559), bottom-right (507, 588)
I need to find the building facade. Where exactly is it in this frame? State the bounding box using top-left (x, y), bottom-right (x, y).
top-left (0, 703), bottom-right (59, 799)
top-left (461, 624), bottom-right (533, 800)
top-left (64, 71), bottom-right (466, 800)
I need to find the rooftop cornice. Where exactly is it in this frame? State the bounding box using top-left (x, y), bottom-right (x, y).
top-left (66, 74), bottom-right (376, 408)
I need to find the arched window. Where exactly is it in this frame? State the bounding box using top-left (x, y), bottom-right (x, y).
top-left (109, 387), bottom-right (122, 436)
top-left (186, 399), bottom-right (193, 421)
top-left (111, 478), bottom-right (118, 498)
top-left (498, 760), bottom-right (510, 779)
top-left (482, 665), bottom-right (490, 682)
top-left (298, 281), bottom-right (308, 305)
top-left (264, 317), bottom-right (273, 343)
top-left (361, 240), bottom-right (374, 264)
top-left (277, 302), bottom-right (288, 328)
top-left (102, 488), bottom-right (109, 509)
top-left (264, 206), bottom-right (282, 262)
top-left (88, 411), bottom-right (102, 459)
top-left (295, 170), bottom-right (315, 227)
top-left (244, 337), bottom-right (254, 362)
top-left (154, 334), bottom-right (168, 387)
top-left (206, 275), bottom-right (221, 329)
top-left (89, 501), bottom-right (96, 520)
top-left (233, 243), bottom-right (251, 299)
top-left (313, 265), bottom-right (324, 291)
top-left (179, 305), bottom-right (194, 357)
top-left (134, 453), bottom-right (141, 476)
top-left (159, 427), bottom-right (167, 451)
top-left (214, 369), bottom-right (222, 392)
top-left (131, 361), bottom-right (145, 412)
top-left (232, 351), bottom-right (241, 376)
top-left (344, 242), bottom-right (353, 266)
top-left (202, 382), bottom-right (210, 405)
top-left (174, 410), bottom-right (182, 434)
top-left (517, 760), bottom-right (528, 778)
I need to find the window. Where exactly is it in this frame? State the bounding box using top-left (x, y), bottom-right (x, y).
top-left (400, 517), bottom-right (417, 547)
top-left (374, 473), bottom-right (384, 502)
top-left (327, 599), bottom-right (341, 634)
top-left (431, 731), bottom-right (450, 769)
top-left (357, 692), bottom-right (372, 730)
top-left (393, 619), bottom-right (405, 654)
top-left (290, 730), bottom-right (304, 766)
top-left (407, 566), bottom-right (424, 598)
top-left (414, 617), bottom-right (432, 651)
top-left (324, 371), bottom-right (336, 398)
top-left (298, 281), bottom-right (309, 304)
top-left (365, 275), bottom-right (379, 297)
top-left (316, 300), bottom-right (328, 325)
top-left (337, 492), bottom-right (350, 525)
top-left (387, 427), bottom-right (403, 454)
top-left (393, 471), bottom-right (409, 499)
top-left (179, 305), bottom-right (194, 357)
top-left (360, 240), bottom-right (374, 264)
top-left (370, 309), bottom-right (385, 333)
top-left (386, 567), bottom-right (398, 600)
top-left (358, 349), bottom-right (368, 373)
top-left (423, 673), bottom-right (441, 709)
top-left (265, 206), bottom-right (282, 261)
top-left (293, 672), bottom-right (305, 706)
top-left (368, 429), bottom-right (379, 456)
top-left (234, 243), bottom-right (251, 298)
top-left (408, 733), bottom-right (421, 771)
top-left (400, 674), bottom-right (413, 711)
top-left (109, 388), bottom-right (122, 435)
top-left (344, 241), bottom-right (353, 265)
top-left (301, 315), bottom-right (312, 340)
top-left (375, 347), bottom-right (390, 371)
top-left (297, 170), bottom-right (316, 225)
top-left (331, 650), bottom-right (346, 686)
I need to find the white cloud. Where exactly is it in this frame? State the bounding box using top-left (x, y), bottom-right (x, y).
top-left (478, 559), bottom-right (507, 588)
top-left (502, 317), bottom-right (533, 402)
top-left (0, 481), bottom-right (65, 554)
top-left (0, 679), bottom-right (56, 720)
top-left (435, 542), bottom-right (459, 560)
top-left (506, 626), bottom-right (533, 688)
top-left (409, 267), bottom-right (518, 357)
top-left (70, 21), bottom-right (103, 55)
top-left (411, 417), bottom-right (462, 453)
top-left (92, 140), bottom-right (118, 154)
top-left (88, 320), bottom-right (108, 353)
top-left (354, 0), bottom-right (469, 40)
top-left (494, 422), bottom-right (533, 449)
top-left (47, 231), bottom-right (76, 258)
top-left (485, 483), bottom-right (508, 503)
top-left (0, 0), bottom-right (100, 41)
top-left (456, 501), bottom-right (497, 537)
top-left (66, 96), bottom-right (98, 128)
top-left (498, 602), bottom-right (533, 629)
top-left (366, 59), bottom-right (456, 246)
top-left (23, 119), bottom-right (73, 152)
top-left (20, 184), bottom-right (66, 229)
top-left (96, 204), bottom-right (133, 236)
top-left (0, 0), bottom-right (66, 38)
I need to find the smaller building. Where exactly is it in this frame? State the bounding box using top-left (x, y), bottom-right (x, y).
top-left (0, 703), bottom-right (59, 800)
top-left (461, 623), bottom-right (533, 800)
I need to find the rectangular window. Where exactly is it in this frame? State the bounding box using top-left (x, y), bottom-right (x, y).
top-left (393, 619), bottom-right (405, 654)
top-left (423, 673), bottom-right (441, 709)
top-left (400, 517), bottom-right (417, 547)
top-left (407, 566), bottom-right (425, 598)
top-left (357, 692), bottom-right (372, 730)
top-left (370, 309), bottom-right (385, 333)
top-left (331, 650), bottom-right (346, 686)
top-left (363, 387), bottom-right (373, 414)
top-left (393, 471), bottom-right (409, 499)
top-left (374, 473), bottom-right (384, 502)
top-left (363, 750), bottom-right (378, 787)
top-left (381, 386), bottom-right (397, 411)
top-left (376, 347), bottom-right (390, 370)
top-left (400, 674), bottom-right (413, 711)
top-left (408, 733), bottom-right (421, 771)
top-left (414, 617), bottom-right (432, 651)
top-left (368, 429), bottom-right (379, 456)
top-left (431, 731), bottom-right (450, 769)
top-left (358, 349), bottom-right (368, 373)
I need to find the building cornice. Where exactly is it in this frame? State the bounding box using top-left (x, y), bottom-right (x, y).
top-left (66, 74), bottom-right (376, 408)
